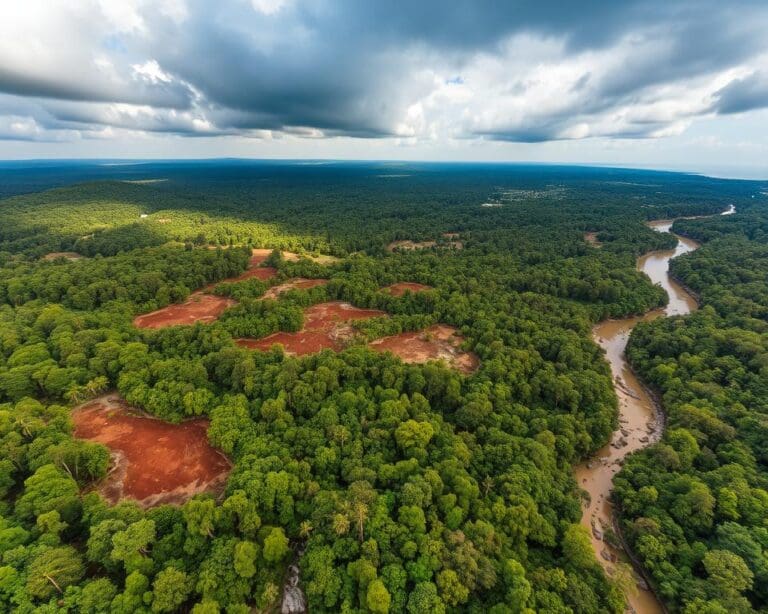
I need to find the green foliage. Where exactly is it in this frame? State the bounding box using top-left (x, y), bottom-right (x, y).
top-left (616, 203), bottom-right (768, 612)
top-left (0, 163), bottom-right (756, 612)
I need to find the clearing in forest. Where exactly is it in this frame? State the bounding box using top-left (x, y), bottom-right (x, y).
top-left (584, 232), bottom-right (602, 247)
top-left (381, 282), bottom-right (433, 296)
top-left (368, 324), bottom-right (479, 374)
top-left (262, 278), bottom-right (328, 299)
top-left (72, 395), bottom-right (231, 507)
top-left (42, 251), bottom-right (84, 261)
top-left (133, 292), bottom-right (236, 328)
top-left (237, 301), bottom-right (385, 355)
top-left (387, 239), bottom-right (463, 252)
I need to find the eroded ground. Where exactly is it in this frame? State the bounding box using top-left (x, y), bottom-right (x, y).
top-left (387, 239), bottom-right (462, 252)
top-left (262, 278), bottom-right (328, 299)
top-left (584, 232), bottom-right (602, 247)
top-left (382, 282), bottom-right (433, 296)
top-left (133, 293), bottom-right (236, 328)
top-left (42, 251), bottom-right (84, 261)
top-left (387, 240), bottom-right (437, 252)
top-left (237, 301), bottom-right (386, 355)
top-left (72, 395), bottom-right (231, 507)
top-left (368, 324), bottom-right (479, 374)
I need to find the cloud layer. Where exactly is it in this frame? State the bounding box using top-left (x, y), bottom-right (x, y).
top-left (0, 0), bottom-right (767, 145)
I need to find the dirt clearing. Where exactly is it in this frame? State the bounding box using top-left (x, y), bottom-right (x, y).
top-left (72, 395), bottom-right (231, 507)
top-left (368, 324), bottom-right (479, 374)
top-left (382, 282), bottom-right (433, 296)
top-left (386, 240), bottom-right (437, 252)
top-left (262, 278), bottom-right (328, 299)
top-left (42, 252), bottom-right (84, 261)
top-left (237, 301), bottom-right (386, 355)
top-left (133, 293), bottom-right (236, 328)
top-left (584, 232), bottom-right (602, 247)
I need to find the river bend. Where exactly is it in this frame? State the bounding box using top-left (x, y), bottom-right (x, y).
top-left (576, 219), bottom-right (700, 613)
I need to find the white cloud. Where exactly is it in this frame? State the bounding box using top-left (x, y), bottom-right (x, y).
top-left (251, 0), bottom-right (290, 16)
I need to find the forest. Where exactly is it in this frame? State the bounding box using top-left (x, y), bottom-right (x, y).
top-left (0, 161), bottom-right (764, 613)
top-left (614, 199), bottom-right (768, 613)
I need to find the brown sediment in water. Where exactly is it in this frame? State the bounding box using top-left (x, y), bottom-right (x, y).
top-left (575, 220), bottom-right (700, 613)
top-left (236, 301), bottom-right (386, 355)
top-left (368, 324), bottom-right (479, 374)
top-left (262, 278), bottom-right (328, 299)
top-left (133, 292), bottom-right (237, 329)
top-left (42, 252), bottom-right (84, 261)
top-left (72, 394), bottom-right (231, 507)
top-left (381, 282), bottom-right (433, 296)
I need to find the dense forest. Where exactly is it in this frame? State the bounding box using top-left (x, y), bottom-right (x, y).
top-left (614, 200), bottom-right (768, 613)
top-left (0, 161), bottom-right (764, 613)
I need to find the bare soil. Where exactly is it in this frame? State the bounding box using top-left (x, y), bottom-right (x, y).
top-left (386, 240), bottom-right (437, 252)
top-left (72, 394), bottom-right (231, 507)
top-left (382, 282), bottom-right (433, 297)
top-left (42, 252), bottom-right (84, 261)
top-left (250, 248), bottom-right (339, 265)
top-left (387, 239), bottom-right (462, 252)
top-left (227, 267), bottom-right (278, 282)
top-left (584, 232), bottom-right (602, 247)
top-left (237, 301), bottom-right (386, 355)
top-left (133, 293), bottom-right (236, 328)
top-left (262, 278), bottom-right (328, 299)
top-left (368, 324), bottom-right (479, 374)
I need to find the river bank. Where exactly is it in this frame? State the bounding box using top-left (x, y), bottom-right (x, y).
top-left (576, 218), bottom-right (702, 613)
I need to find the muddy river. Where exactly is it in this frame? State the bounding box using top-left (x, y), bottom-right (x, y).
top-left (575, 219), bottom-right (701, 613)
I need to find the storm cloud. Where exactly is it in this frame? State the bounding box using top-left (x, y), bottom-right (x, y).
top-left (0, 0), bottom-right (767, 145)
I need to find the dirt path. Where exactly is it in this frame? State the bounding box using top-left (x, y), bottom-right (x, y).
top-left (575, 219), bottom-right (701, 613)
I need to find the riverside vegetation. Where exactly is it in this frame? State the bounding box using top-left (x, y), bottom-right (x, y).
top-left (0, 161), bottom-right (765, 613)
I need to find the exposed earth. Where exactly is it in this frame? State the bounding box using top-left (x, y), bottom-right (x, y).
top-left (133, 292), bottom-right (236, 328)
top-left (368, 324), bottom-right (479, 374)
top-left (381, 282), bottom-right (433, 296)
top-left (262, 278), bottom-right (328, 299)
top-left (72, 394), bottom-right (231, 507)
top-left (584, 232), bottom-right (602, 247)
top-left (237, 301), bottom-right (385, 355)
top-left (42, 251), bottom-right (84, 261)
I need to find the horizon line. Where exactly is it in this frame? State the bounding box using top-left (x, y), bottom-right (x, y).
top-left (0, 157), bottom-right (765, 182)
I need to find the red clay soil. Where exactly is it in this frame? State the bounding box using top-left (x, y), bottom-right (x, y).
top-left (236, 301), bottom-right (386, 355)
top-left (382, 282), bottom-right (433, 297)
top-left (226, 266), bottom-right (278, 282)
top-left (262, 278), bottom-right (328, 299)
top-left (368, 324), bottom-right (479, 374)
top-left (249, 248), bottom-right (273, 266)
top-left (72, 395), bottom-right (231, 507)
top-left (133, 292), bottom-right (236, 329)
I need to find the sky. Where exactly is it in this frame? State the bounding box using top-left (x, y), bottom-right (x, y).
top-left (0, 0), bottom-right (767, 178)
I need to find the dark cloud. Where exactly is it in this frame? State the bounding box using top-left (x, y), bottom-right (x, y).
top-left (0, 0), bottom-right (766, 142)
top-left (714, 72), bottom-right (768, 114)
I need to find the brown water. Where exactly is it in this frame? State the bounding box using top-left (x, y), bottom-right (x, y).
top-left (575, 219), bottom-right (700, 613)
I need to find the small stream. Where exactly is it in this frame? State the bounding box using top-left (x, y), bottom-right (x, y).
top-left (575, 218), bottom-right (707, 613)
